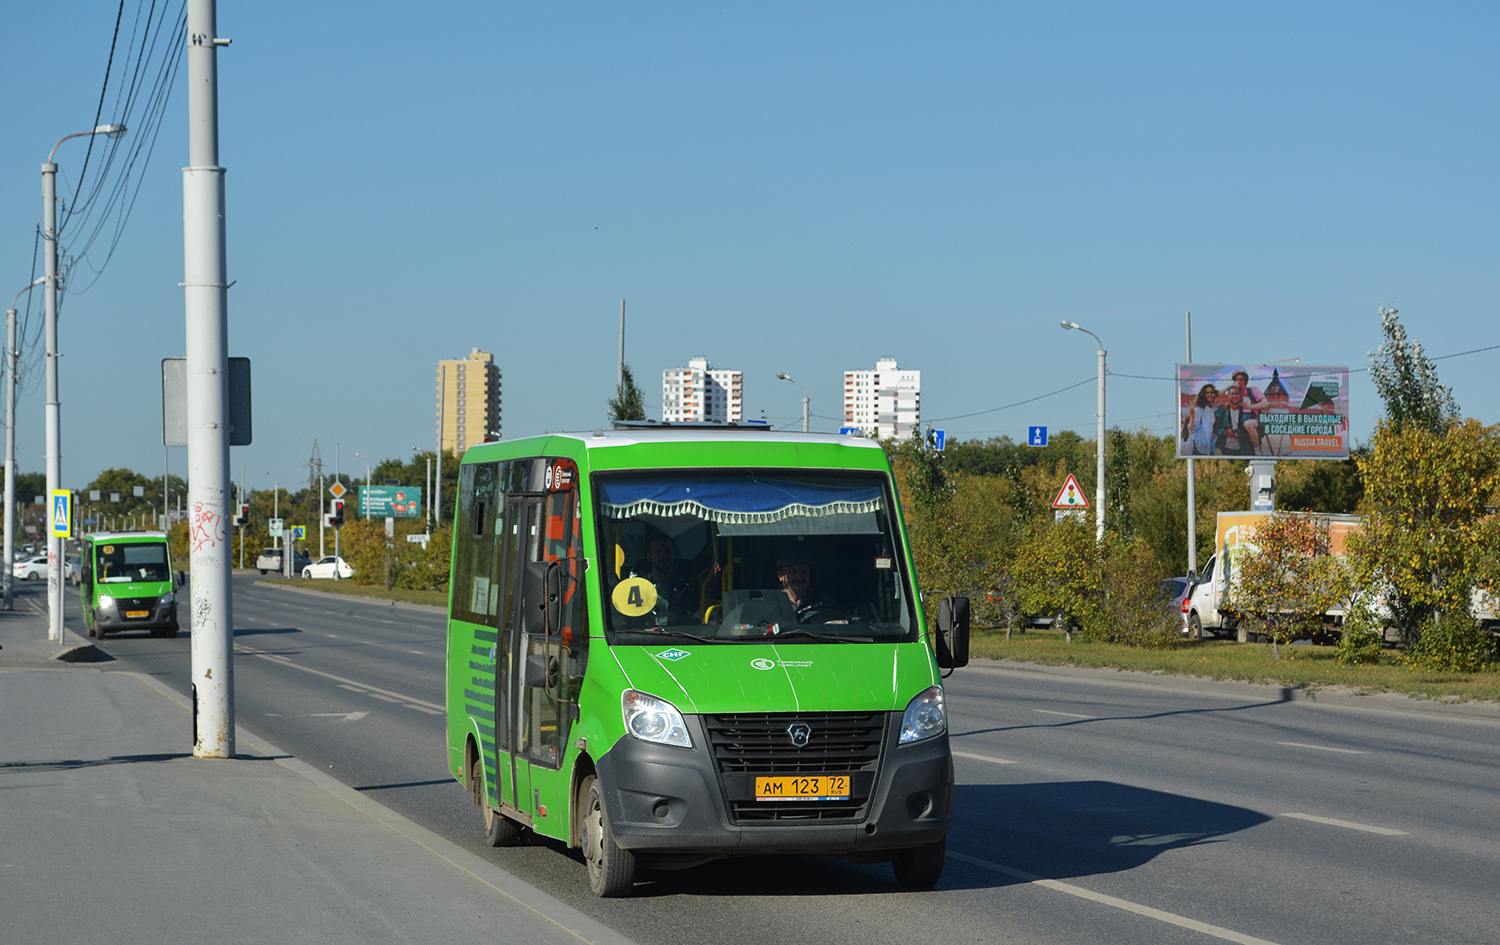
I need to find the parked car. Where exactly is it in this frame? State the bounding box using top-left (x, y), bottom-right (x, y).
top-left (255, 547), bottom-right (310, 575)
top-left (65, 554), bottom-right (81, 586)
top-left (13, 555), bottom-right (48, 580)
top-left (302, 555), bottom-right (354, 580)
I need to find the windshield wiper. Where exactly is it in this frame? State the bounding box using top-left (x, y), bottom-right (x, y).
top-left (770, 628), bottom-right (870, 644)
top-left (632, 626), bottom-right (722, 644)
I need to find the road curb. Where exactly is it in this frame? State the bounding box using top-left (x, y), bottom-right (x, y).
top-left (967, 657), bottom-right (1500, 722)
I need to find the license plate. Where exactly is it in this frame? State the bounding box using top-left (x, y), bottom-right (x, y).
top-left (125, 610), bottom-right (149, 618)
top-left (754, 774), bottom-right (850, 801)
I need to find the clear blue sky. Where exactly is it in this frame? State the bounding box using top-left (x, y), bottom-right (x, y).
top-left (3, 2), bottom-right (1497, 498)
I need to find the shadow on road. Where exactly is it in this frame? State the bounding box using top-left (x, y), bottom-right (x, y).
top-left (950, 779), bottom-right (1270, 883)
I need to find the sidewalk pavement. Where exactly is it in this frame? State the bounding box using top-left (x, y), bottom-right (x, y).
top-left (0, 600), bottom-right (637, 945)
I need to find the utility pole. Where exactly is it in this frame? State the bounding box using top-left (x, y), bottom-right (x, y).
top-left (618, 298), bottom-right (625, 394)
top-left (5, 281), bottom-right (43, 611)
top-left (184, 0), bottom-right (235, 758)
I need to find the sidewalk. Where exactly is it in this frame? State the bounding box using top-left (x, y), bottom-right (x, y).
top-left (0, 600), bottom-right (637, 945)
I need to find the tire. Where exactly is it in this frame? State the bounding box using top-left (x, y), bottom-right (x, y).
top-left (258, 569), bottom-right (267, 575)
top-left (472, 758), bottom-right (523, 847)
top-left (86, 620), bottom-right (99, 639)
top-left (161, 625), bottom-right (178, 639)
top-left (892, 836), bottom-right (946, 888)
top-left (1188, 612), bottom-right (1204, 640)
top-left (302, 568), bottom-right (313, 579)
top-left (580, 774), bottom-right (636, 897)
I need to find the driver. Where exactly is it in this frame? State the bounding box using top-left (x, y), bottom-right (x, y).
top-left (775, 549), bottom-right (845, 622)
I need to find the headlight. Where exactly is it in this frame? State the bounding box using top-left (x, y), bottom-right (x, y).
top-left (98, 595), bottom-right (115, 608)
top-left (160, 593), bottom-right (175, 605)
top-left (622, 689), bottom-right (692, 748)
top-left (899, 685), bottom-right (947, 744)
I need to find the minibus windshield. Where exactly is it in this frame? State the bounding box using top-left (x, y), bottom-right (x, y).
top-left (595, 470), bottom-right (916, 645)
top-left (96, 542), bottom-right (170, 584)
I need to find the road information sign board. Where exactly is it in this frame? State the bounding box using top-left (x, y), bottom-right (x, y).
top-left (1028, 426), bottom-right (1048, 447)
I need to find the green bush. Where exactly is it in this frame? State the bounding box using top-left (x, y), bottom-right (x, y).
top-left (1400, 616), bottom-right (1496, 672)
top-left (1335, 599), bottom-right (1385, 666)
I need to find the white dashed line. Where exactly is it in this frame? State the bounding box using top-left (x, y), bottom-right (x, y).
top-left (949, 851), bottom-right (1286, 945)
top-left (1034, 709), bottom-right (1094, 719)
top-left (1280, 812), bottom-right (1407, 835)
top-left (953, 750), bottom-right (1019, 765)
top-left (1277, 741), bottom-right (1366, 755)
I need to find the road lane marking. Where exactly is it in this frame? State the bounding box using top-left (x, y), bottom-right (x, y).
top-left (948, 851), bottom-right (1285, 945)
top-left (1277, 741), bottom-right (1366, 755)
top-left (1279, 812), bottom-right (1407, 835)
top-left (953, 750), bottom-right (1019, 765)
top-left (237, 642), bottom-right (444, 712)
top-left (1034, 709), bottom-right (1094, 719)
top-left (308, 711), bottom-right (370, 721)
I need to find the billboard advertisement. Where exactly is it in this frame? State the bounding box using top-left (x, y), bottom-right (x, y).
top-left (1176, 364), bottom-right (1349, 460)
top-left (359, 485), bottom-right (422, 518)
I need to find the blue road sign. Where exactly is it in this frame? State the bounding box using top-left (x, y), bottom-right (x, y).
top-left (51, 490), bottom-right (72, 538)
top-left (839, 427), bottom-right (860, 435)
top-left (1028, 425), bottom-right (1048, 447)
top-left (931, 429), bottom-right (946, 451)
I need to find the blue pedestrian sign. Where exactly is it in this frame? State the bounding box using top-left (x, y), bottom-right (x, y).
top-left (51, 490), bottom-right (72, 538)
top-left (839, 427), bottom-right (860, 435)
top-left (929, 429), bottom-right (946, 451)
top-left (1028, 426), bottom-right (1048, 447)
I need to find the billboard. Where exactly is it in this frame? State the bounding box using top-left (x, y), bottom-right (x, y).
top-left (359, 485), bottom-right (422, 518)
top-left (1176, 364), bottom-right (1349, 460)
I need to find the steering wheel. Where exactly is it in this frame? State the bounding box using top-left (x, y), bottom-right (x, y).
top-left (797, 603), bottom-right (851, 625)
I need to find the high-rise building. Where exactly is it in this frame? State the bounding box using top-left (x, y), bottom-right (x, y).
top-left (662, 357), bottom-right (743, 423)
top-left (844, 357), bottom-right (920, 440)
top-left (436, 348), bottom-right (501, 454)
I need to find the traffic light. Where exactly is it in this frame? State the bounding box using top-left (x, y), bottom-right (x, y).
top-left (234, 504), bottom-right (249, 528)
top-left (330, 499), bottom-right (345, 527)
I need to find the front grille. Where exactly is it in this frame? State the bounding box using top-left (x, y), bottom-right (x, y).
top-left (703, 711), bottom-right (887, 823)
top-left (116, 598), bottom-right (157, 618)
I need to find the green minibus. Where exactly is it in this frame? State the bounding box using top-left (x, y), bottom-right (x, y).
top-left (444, 424), bottom-right (969, 897)
top-left (79, 531), bottom-right (180, 638)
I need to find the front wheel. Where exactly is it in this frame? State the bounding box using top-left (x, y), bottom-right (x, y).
top-left (302, 568), bottom-right (313, 579)
top-left (892, 836), bottom-right (946, 888)
top-left (1188, 612), bottom-right (1204, 639)
top-left (580, 774), bottom-right (637, 897)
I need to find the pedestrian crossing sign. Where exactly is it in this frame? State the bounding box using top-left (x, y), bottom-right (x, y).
top-left (51, 490), bottom-right (72, 538)
top-left (1051, 474), bottom-right (1089, 509)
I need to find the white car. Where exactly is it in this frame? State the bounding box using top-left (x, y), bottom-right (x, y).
top-left (302, 555), bottom-right (354, 580)
top-left (13, 555), bottom-right (49, 580)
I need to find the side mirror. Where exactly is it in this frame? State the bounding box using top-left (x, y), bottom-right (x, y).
top-left (524, 654), bottom-right (560, 690)
top-left (522, 561), bottom-right (549, 635)
top-left (935, 595), bottom-right (970, 669)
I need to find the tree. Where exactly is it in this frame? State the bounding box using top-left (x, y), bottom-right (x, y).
top-left (608, 363), bottom-right (646, 422)
top-left (1348, 418), bottom-right (1500, 648)
top-left (1230, 513), bottom-right (1351, 660)
top-left (1368, 305), bottom-right (1459, 434)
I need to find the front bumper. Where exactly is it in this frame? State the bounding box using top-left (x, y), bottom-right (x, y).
top-left (595, 711), bottom-right (952, 867)
top-left (95, 597), bottom-right (178, 631)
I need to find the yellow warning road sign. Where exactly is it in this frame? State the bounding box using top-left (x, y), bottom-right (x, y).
top-left (1051, 474), bottom-right (1089, 509)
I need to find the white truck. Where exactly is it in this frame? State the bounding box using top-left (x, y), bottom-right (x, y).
top-left (1184, 510), bottom-right (1500, 641)
top-left (1182, 511), bottom-right (1360, 640)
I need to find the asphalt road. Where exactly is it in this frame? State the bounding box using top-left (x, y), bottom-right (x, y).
top-left (83, 576), bottom-right (1500, 945)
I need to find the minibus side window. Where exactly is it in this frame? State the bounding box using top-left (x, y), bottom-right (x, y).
top-left (450, 462), bottom-right (500, 624)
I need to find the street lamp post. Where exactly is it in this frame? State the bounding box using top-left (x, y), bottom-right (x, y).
top-left (776, 373), bottom-right (809, 432)
top-left (413, 446), bottom-right (430, 529)
top-left (3, 279), bottom-right (45, 611)
top-left (1061, 320), bottom-right (1106, 541)
top-left (42, 123), bottom-right (126, 641)
top-left (354, 452), bottom-right (371, 515)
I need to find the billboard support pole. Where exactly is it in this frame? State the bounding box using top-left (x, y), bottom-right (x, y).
top-left (1185, 312), bottom-right (1196, 577)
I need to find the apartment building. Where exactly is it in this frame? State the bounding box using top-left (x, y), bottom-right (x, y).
top-left (844, 357), bottom-right (920, 440)
top-left (662, 357), bottom-right (743, 423)
top-left (436, 348), bottom-right (501, 454)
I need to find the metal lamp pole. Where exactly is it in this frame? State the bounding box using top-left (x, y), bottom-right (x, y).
top-left (776, 373), bottom-right (809, 432)
top-left (42, 124), bottom-right (127, 641)
top-left (4, 279), bottom-right (44, 611)
top-left (1061, 321), bottom-right (1106, 541)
